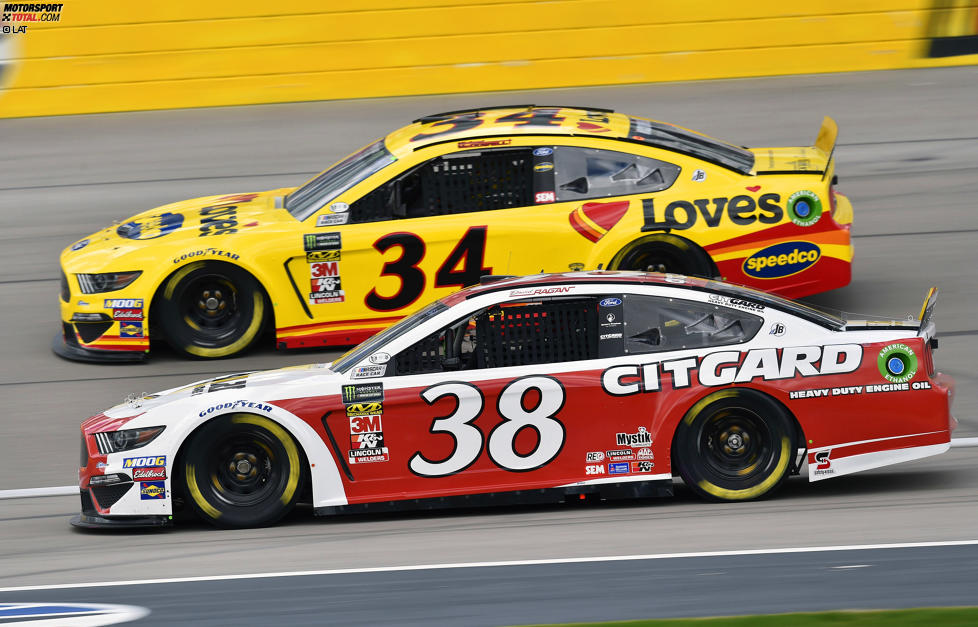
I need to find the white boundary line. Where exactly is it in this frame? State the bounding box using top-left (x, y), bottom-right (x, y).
top-left (0, 437), bottom-right (974, 500)
top-left (0, 540), bottom-right (976, 593)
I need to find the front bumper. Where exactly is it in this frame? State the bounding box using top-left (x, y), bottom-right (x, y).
top-left (70, 511), bottom-right (171, 529)
top-left (53, 328), bottom-right (147, 363)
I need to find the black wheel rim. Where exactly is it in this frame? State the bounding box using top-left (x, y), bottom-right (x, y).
top-left (178, 274), bottom-right (243, 345)
top-left (698, 405), bottom-right (775, 483)
top-left (622, 248), bottom-right (688, 274)
top-left (206, 429), bottom-right (282, 508)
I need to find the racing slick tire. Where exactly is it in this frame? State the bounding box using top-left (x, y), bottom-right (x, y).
top-left (673, 389), bottom-right (794, 502)
top-left (182, 414), bottom-right (304, 528)
top-left (156, 261), bottom-right (266, 359)
top-left (610, 234), bottom-right (715, 278)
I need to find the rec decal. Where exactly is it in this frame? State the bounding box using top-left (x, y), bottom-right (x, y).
top-left (603, 344), bottom-right (863, 395)
top-left (743, 242), bottom-right (820, 279)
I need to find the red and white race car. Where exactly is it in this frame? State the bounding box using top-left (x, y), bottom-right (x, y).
top-left (73, 273), bottom-right (953, 529)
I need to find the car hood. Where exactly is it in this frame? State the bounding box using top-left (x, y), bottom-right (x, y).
top-left (88, 363), bottom-right (340, 427)
top-left (61, 188), bottom-right (294, 266)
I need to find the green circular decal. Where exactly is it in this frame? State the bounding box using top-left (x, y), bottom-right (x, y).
top-left (788, 190), bottom-right (822, 227)
top-left (877, 343), bottom-right (917, 384)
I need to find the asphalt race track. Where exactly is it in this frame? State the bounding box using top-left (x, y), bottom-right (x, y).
top-left (1, 66), bottom-right (976, 624)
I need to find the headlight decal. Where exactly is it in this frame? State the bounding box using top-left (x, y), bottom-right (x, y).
top-left (93, 426), bottom-right (165, 454)
top-left (76, 271), bottom-right (142, 294)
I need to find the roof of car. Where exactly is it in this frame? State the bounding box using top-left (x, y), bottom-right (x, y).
top-left (384, 105), bottom-right (755, 173)
top-left (443, 271), bottom-right (845, 330)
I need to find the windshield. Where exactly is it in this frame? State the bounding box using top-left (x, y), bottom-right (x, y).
top-left (285, 139), bottom-right (396, 220)
top-left (628, 118), bottom-right (755, 174)
top-left (331, 299), bottom-right (449, 373)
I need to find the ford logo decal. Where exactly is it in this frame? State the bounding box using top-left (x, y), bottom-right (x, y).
top-left (599, 297), bottom-right (622, 307)
top-left (743, 241), bottom-right (820, 279)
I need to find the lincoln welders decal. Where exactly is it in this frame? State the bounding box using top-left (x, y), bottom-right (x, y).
top-left (743, 241), bottom-right (820, 279)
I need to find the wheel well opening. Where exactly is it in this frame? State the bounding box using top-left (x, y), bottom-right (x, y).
top-left (149, 260), bottom-right (275, 350)
top-left (609, 233), bottom-right (718, 279)
top-left (669, 387), bottom-right (806, 478)
top-left (171, 413), bottom-right (313, 511)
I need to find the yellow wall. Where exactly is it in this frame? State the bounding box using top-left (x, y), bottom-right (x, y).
top-left (1, 0), bottom-right (976, 118)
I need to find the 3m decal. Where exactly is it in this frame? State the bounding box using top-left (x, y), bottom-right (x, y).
top-left (123, 456), bottom-right (166, 468)
top-left (309, 258), bottom-right (344, 304)
top-left (569, 201), bottom-right (629, 243)
top-left (117, 212), bottom-right (183, 240)
top-left (743, 242), bottom-right (820, 279)
top-left (602, 344), bottom-right (863, 396)
top-left (787, 190), bottom-right (822, 227)
top-left (409, 376), bottom-right (565, 477)
top-left (641, 194), bottom-right (783, 230)
top-left (119, 322), bottom-right (144, 338)
top-left (348, 412), bottom-right (389, 462)
top-left (878, 343), bottom-right (918, 384)
top-left (304, 232), bottom-right (342, 251)
top-left (139, 481), bottom-right (166, 500)
top-left (342, 383), bottom-right (384, 404)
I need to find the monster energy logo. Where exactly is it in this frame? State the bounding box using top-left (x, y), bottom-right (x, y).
top-left (342, 383), bottom-right (383, 404)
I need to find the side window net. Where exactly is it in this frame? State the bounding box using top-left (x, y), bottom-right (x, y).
top-left (475, 299), bottom-right (597, 368)
top-left (555, 147), bottom-right (680, 202)
top-left (623, 296), bottom-right (762, 354)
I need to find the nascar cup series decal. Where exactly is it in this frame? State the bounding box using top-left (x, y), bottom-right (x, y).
top-left (878, 343), bottom-right (918, 384)
top-left (787, 190), bottom-right (822, 227)
top-left (743, 241), bottom-right (820, 279)
top-left (117, 212), bottom-right (184, 240)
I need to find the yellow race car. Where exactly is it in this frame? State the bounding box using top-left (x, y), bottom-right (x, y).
top-left (56, 105), bottom-right (853, 361)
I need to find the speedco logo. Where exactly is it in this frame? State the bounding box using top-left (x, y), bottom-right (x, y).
top-left (743, 241), bottom-right (820, 279)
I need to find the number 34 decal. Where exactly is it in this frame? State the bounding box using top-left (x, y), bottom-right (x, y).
top-left (366, 226), bottom-right (492, 312)
top-left (410, 376), bottom-right (566, 477)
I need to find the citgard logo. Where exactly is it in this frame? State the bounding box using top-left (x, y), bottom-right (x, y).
top-left (743, 241), bottom-right (820, 279)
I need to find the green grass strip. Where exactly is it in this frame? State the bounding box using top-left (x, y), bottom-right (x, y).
top-left (518, 607), bottom-right (978, 627)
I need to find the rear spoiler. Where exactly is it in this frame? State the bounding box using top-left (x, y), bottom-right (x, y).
top-left (918, 287), bottom-right (938, 341)
top-left (815, 116), bottom-right (838, 182)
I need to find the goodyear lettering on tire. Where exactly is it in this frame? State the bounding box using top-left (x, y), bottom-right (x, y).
top-left (743, 241), bottom-right (820, 279)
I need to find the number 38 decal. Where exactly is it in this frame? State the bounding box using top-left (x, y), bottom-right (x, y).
top-left (409, 376), bottom-right (566, 477)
